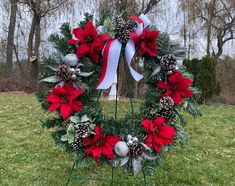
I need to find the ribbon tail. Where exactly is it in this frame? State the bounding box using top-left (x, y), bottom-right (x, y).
top-left (139, 14), bottom-right (151, 28)
top-left (125, 39), bottom-right (143, 81)
top-left (97, 25), bottom-right (105, 33)
top-left (97, 39), bottom-right (122, 89)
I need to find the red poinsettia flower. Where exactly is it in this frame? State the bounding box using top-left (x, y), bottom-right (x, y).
top-left (135, 29), bottom-right (159, 56)
top-left (83, 126), bottom-right (120, 164)
top-left (67, 22), bottom-right (105, 63)
top-left (46, 83), bottom-right (84, 120)
top-left (141, 117), bottom-right (176, 153)
top-left (156, 71), bottom-right (193, 105)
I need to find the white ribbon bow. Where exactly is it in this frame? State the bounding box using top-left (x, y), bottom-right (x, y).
top-left (96, 14), bottom-right (151, 89)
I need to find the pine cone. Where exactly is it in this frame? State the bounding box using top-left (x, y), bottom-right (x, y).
top-left (129, 143), bottom-right (144, 157)
top-left (56, 64), bottom-right (71, 80)
top-left (117, 29), bottom-right (131, 44)
top-left (72, 124), bottom-right (90, 150)
top-left (115, 16), bottom-right (132, 44)
top-left (75, 124), bottom-right (90, 139)
top-left (71, 141), bottom-right (80, 151)
top-left (160, 96), bottom-right (174, 109)
top-left (126, 19), bottom-right (137, 32)
top-left (160, 54), bottom-right (177, 71)
top-left (115, 16), bottom-right (125, 31)
top-left (155, 108), bottom-right (176, 124)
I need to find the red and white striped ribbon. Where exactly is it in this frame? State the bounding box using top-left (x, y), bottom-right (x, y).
top-left (97, 14), bottom-right (150, 89)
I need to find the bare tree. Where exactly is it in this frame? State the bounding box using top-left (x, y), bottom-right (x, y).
top-left (18, 0), bottom-right (68, 90)
top-left (179, 0), bottom-right (235, 59)
top-left (6, 0), bottom-right (17, 76)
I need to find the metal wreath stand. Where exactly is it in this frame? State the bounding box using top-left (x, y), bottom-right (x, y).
top-left (65, 52), bottom-right (149, 186)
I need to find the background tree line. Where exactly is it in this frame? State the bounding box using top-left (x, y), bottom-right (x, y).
top-left (0, 0), bottom-right (235, 103)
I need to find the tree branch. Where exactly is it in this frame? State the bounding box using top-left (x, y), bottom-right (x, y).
top-left (41, 0), bottom-right (68, 17)
top-left (143, 0), bottom-right (162, 14)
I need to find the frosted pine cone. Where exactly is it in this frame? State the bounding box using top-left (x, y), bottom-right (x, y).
top-left (129, 143), bottom-right (144, 157)
top-left (160, 54), bottom-right (177, 71)
top-left (56, 64), bottom-right (71, 80)
top-left (155, 108), bottom-right (176, 124)
top-left (126, 19), bottom-right (137, 32)
top-left (160, 96), bottom-right (174, 109)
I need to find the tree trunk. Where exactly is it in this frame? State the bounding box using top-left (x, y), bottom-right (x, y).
top-left (6, 0), bottom-right (17, 76)
top-left (28, 15), bottom-right (41, 91)
top-left (206, 0), bottom-right (216, 57)
top-left (183, 12), bottom-right (187, 48)
top-left (27, 16), bottom-right (36, 60)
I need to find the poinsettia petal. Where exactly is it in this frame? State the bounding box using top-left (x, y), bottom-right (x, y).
top-left (105, 135), bottom-right (120, 146)
top-left (153, 135), bottom-right (165, 146)
top-left (84, 22), bottom-right (97, 39)
top-left (92, 147), bottom-right (102, 158)
top-left (76, 44), bottom-right (90, 58)
top-left (178, 89), bottom-right (193, 98)
top-left (171, 92), bottom-right (181, 105)
top-left (63, 82), bottom-right (74, 93)
top-left (130, 32), bottom-right (139, 44)
top-left (72, 100), bottom-right (83, 112)
top-left (153, 117), bottom-right (165, 127)
top-left (138, 42), bottom-right (147, 55)
top-left (55, 84), bottom-right (66, 95)
top-left (168, 71), bottom-right (182, 85)
top-left (73, 28), bottom-right (85, 42)
top-left (93, 126), bottom-right (103, 142)
top-left (101, 145), bottom-right (114, 159)
top-left (46, 94), bottom-right (61, 102)
top-left (92, 38), bottom-right (104, 50)
top-left (141, 120), bottom-right (152, 132)
top-left (158, 91), bottom-right (171, 99)
top-left (60, 103), bottom-right (72, 120)
top-left (88, 52), bottom-right (99, 63)
top-left (82, 137), bottom-right (94, 146)
top-left (153, 141), bottom-right (161, 153)
top-left (148, 30), bottom-right (159, 40)
top-left (158, 126), bottom-right (176, 139)
top-left (177, 77), bottom-right (192, 90)
top-left (67, 39), bottom-right (79, 45)
top-left (93, 148), bottom-right (102, 165)
top-left (99, 33), bottom-right (112, 42)
top-left (70, 88), bottom-right (84, 100)
top-left (85, 146), bottom-right (102, 165)
top-left (48, 102), bottom-right (61, 111)
top-left (145, 134), bottom-right (153, 147)
top-left (156, 81), bottom-right (170, 90)
top-left (146, 43), bottom-right (157, 56)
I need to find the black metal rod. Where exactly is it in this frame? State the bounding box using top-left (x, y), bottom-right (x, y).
top-left (65, 157), bottom-right (77, 186)
top-left (122, 52), bottom-right (134, 113)
top-left (96, 90), bottom-right (102, 102)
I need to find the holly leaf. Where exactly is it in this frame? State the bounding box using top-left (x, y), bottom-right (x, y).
top-left (67, 124), bottom-right (75, 144)
top-left (70, 116), bottom-right (80, 123)
top-left (61, 134), bottom-right (68, 142)
top-left (81, 115), bottom-right (91, 123)
top-left (89, 124), bottom-right (96, 131)
top-left (40, 75), bottom-right (61, 83)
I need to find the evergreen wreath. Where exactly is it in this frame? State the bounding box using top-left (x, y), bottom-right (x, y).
top-left (37, 12), bottom-right (201, 180)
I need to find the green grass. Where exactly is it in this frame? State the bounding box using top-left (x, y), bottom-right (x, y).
top-left (0, 92), bottom-right (234, 186)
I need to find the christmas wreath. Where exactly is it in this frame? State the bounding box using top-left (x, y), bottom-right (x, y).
top-left (37, 13), bottom-right (201, 178)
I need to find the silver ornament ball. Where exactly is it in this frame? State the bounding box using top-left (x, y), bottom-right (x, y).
top-left (69, 68), bottom-right (75, 74)
top-left (64, 54), bottom-right (79, 67)
top-left (114, 141), bottom-right (129, 157)
top-left (71, 74), bottom-right (77, 80)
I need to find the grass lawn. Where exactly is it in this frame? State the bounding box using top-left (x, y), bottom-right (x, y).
top-left (0, 92), bottom-right (234, 186)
